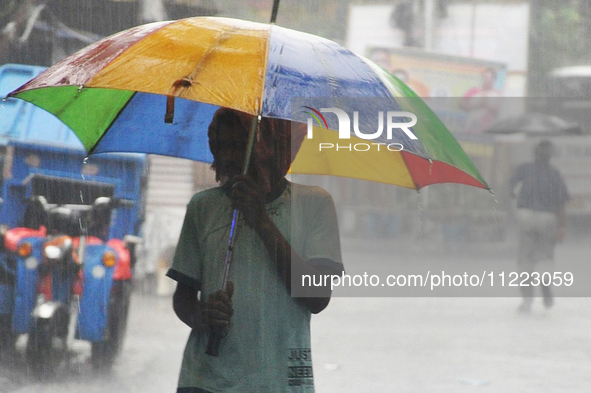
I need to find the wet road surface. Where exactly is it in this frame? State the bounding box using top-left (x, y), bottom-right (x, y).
top-left (0, 293), bottom-right (189, 393)
top-left (1, 240), bottom-right (590, 392)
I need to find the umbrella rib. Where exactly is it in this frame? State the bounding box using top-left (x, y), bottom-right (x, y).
top-left (399, 150), bottom-right (420, 191)
top-left (186, 26), bottom-right (240, 83)
top-left (87, 91), bottom-right (137, 156)
top-left (164, 24), bottom-right (243, 122)
top-left (308, 40), bottom-right (339, 103)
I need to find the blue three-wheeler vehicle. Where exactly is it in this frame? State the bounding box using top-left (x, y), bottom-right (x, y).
top-left (0, 64), bottom-right (147, 375)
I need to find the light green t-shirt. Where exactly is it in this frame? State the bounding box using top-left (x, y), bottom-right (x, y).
top-left (167, 182), bottom-right (342, 392)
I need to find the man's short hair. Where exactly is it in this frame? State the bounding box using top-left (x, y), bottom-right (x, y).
top-left (208, 109), bottom-right (247, 164)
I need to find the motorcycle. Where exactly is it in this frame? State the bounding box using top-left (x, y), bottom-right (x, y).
top-left (0, 195), bottom-right (139, 375)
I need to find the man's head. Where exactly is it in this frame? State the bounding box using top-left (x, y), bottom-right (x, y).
top-left (208, 109), bottom-right (249, 183)
top-left (207, 108), bottom-right (306, 192)
top-left (534, 139), bottom-right (554, 163)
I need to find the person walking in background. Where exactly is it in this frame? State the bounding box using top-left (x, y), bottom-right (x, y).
top-left (510, 140), bottom-right (569, 313)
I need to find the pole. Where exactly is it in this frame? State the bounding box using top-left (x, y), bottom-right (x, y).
top-left (270, 0), bottom-right (281, 24)
top-left (470, 0), bottom-right (477, 57)
top-left (424, 0), bottom-right (435, 50)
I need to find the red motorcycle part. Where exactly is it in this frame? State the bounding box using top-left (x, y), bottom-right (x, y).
top-left (72, 236), bottom-right (103, 248)
top-left (72, 236), bottom-right (103, 264)
top-left (4, 226), bottom-right (47, 252)
top-left (107, 239), bottom-right (131, 280)
top-left (72, 271), bottom-right (84, 296)
top-left (37, 275), bottom-right (52, 300)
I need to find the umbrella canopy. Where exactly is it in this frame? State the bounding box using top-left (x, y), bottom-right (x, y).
top-left (8, 16), bottom-right (488, 190)
top-left (486, 113), bottom-right (582, 136)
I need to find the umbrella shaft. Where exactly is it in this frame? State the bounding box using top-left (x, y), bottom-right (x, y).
top-left (220, 115), bottom-right (259, 290)
top-left (221, 209), bottom-right (239, 288)
top-left (271, 0), bottom-right (281, 23)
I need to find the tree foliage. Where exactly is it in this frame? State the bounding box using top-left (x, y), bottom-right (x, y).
top-left (528, 0), bottom-right (591, 95)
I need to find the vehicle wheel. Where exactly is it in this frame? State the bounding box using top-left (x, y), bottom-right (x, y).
top-left (0, 314), bottom-right (16, 359)
top-left (91, 280), bottom-right (131, 370)
top-left (26, 306), bottom-right (69, 378)
top-left (26, 320), bottom-right (57, 378)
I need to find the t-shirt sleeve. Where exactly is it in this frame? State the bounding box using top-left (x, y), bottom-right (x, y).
top-left (166, 198), bottom-right (203, 290)
top-left (304, 188), bottom-right (344, 274)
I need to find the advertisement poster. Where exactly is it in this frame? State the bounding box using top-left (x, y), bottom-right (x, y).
top-left (367, 46), bottom-right (508, 134)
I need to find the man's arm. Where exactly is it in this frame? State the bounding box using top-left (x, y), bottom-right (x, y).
top-left (229, 176), bottom-right (337, 314)
top-left (172, 283), bottom-right (203, 330)
top-left (255, 217), bottom-right (335, 314)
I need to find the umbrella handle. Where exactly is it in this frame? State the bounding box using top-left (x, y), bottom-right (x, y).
top-left (205, 330), bottom-right (223, 357)
top-left (205, 115), bottom-right (259, 357)
top-left (165, 78), bottom-right (193, 123)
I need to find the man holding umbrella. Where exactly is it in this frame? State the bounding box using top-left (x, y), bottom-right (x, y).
top-left (167, 108), bottom-right (344, 392)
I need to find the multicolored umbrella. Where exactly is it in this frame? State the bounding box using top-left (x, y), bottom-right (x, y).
top-left (7, 16), bottom-right (488, 190)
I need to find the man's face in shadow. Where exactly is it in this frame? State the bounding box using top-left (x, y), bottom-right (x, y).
top-left (212, 121), bottom-right (249, 183)
top-left (209, 110), bottom-right (300, 194)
